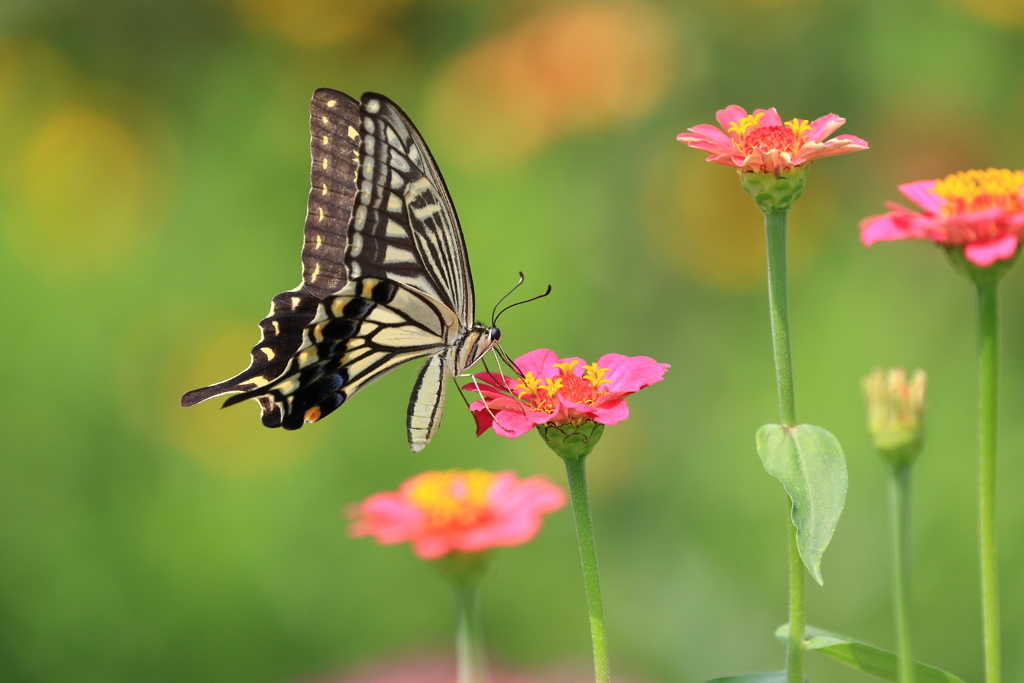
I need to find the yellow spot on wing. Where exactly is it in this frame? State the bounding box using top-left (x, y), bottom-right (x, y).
top-left (321, 183), bottom-right (328, 196)
top-left (318, 207), bottom-right (324, 222)
top-left (315, 234), bottom-right (322, 249)
top-left (322, 135), bottom-right (329, 145)
top-left (322, 157), bottom-right (328, 169)
top-left (311, 262), bottom-right (321, 281)
top-left (321, 115), bottom-right (328, 124)
top-left (347, 126), bottom-right (358, 139)
top-left (260, 346), bottom-right (276, 361)
top-left (327, 99), bottom-right (337, 108)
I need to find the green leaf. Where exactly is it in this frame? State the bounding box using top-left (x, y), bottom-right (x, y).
top-left (756, 424), bottom-right (847, 584)
top-left (774, 624), bottom-right (966, 683)
top-left (708, 674), bottom-right (787, 683)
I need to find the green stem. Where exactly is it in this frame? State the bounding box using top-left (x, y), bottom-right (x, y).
top-left (764, 207), bottom-right (803, 683)
top-left (890, 464), bottom-right (914, 683)
top-left (454, 579), bottom-right (487, 683)
top-left (787, 515), bottom-right (805, 682)
top-left (765, 208), bottom-right (797, 429)
top-left (564, 455), bottom-right (610, 683)
top-left (976, 279), bottom-right (1001, 683)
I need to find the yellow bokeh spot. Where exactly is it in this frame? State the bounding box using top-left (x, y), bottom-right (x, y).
top-left (950, 0), bottom-right (1024, 26)
top-left (428, 0), bottom-right (674, 168)
top-left (4, 104), bottom-right (161, 276)
top-left (228, 0), bottom-right (413, 48)
top-left (119, 321), bottom-right (328, 475)
top-left (641, 147), bottom-right (830, 290)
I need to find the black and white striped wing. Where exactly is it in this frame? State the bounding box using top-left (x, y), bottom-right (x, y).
top-left (223, 278), bottom-right (458, 431)
top-left (181, 90), bottom-right (362, 426)
top-left (345, 93), bottom-right (475, 325)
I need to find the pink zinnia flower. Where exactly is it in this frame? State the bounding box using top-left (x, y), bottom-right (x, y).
top-left (677, 105), bottom-right (868, 173)
top-left (349, 469), bottom-right (565, 560)
top-left (860, 169), bottom-right (1024, 267)
top-left (464, 349), bottom-right (669, 439)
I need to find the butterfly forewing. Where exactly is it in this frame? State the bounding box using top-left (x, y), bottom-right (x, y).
top-left (345, 93), bottom-right (474, 322)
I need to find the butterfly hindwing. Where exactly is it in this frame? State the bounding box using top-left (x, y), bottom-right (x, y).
top-left (223, 277), bottom-right (457, 430)
top-left (179, 287), bottom-right (319, 426)
top-left (180, 90), bottom-right (361, 417)
top-left (304, 89), bottom-right (361, 300)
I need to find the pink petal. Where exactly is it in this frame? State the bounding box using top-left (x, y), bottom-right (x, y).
top-left (754, 107), bottom-right (782, 127)
top-left (509, 349), bottom-right (558, 378)
top-left (679, 123), bottom-right (735, 150)
top-left (964, 234), bottom-right (1020, 267)
top-left (898, 180), bottom-right (942, 213)
top-left (715, 105), bottom-right (748, 131)
top-left (860, 215), bottom-right (917, 246)
top-left (807, 114), bottom-right (845, 142)
top-left (591, 399), bottom-right (630, 425)
top-left (412, 535), bottom-right (454, 560)
top-left (490, 408), bottom-right (548, 439)
top-left (807, 136), bottom-right (869, 159)
top-left (489, 476), bottom-right (566, 516)
top-left (596, 354), bottom-right (670, 393)
top-left (349, 494), bottom-right (425, 544)
top-left (471, 408), bottom-right (495, 436)
top-left (459, 515), bottom-right (542, 551)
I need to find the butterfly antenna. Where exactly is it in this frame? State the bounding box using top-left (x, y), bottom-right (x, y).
top-left (491, 272), bottom-right (526, 328)
top-left (493, 284), bottom-right (552, 328)
top-left (494, 343), bottom-right (524, 379)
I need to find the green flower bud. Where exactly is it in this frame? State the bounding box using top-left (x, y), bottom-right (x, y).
top-left (537, 421), bottom-right (605, 462)
top-left (739, 166), bottom-right (808, 213)
top-left (862, 367), bottom-right (926, 468)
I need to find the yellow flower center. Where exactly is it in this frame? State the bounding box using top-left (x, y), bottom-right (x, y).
top-left (933, 168), bottom-right (1024, 217)
top-left (512, 361), bottom-right (612, 413)
top-left (406, 469), bottom-right (496, 530)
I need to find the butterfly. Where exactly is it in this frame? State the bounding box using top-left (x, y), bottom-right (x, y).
top-left (181, 89), bottom-right (501, 452)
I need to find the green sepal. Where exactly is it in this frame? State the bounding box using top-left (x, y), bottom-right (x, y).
top-left (946, 244), bottom-right (1021, 285)
top-left (536, 420), bottom-right (604, 461)
top-left (708, 674), bottom-right (787, 683)
top-left (756, 424), bottom-right (848, 585)
top-left (740, 167), bottom-right (807, 212)
top-left (774, 624), bottom-right (966, 683)
top-left (433, 550), bottom-right (489, 587)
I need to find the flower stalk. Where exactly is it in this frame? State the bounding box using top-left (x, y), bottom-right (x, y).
top-left (976, 277), bottom-right (1001, 683)
top-left (563, 454), bottom-right (611, 683)
top-left (453, 573), bottom-right (488, 683)
top-left (763, 205), bottom-right (804, 683)
top-left (889, 463), bottom-right (915, 683)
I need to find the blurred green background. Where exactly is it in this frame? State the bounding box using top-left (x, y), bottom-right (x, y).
top-left (4, 0), bottom-right (1024, 681)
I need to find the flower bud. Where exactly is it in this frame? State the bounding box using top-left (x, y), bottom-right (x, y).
top-left (537, 421), bottom-right (605, 461)
top-left (740, 166), bottom-right (808, 212)
top-left (862, 367), bottom-right (926, 467)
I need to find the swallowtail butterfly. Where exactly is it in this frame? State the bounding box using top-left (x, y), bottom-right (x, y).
top-left (181, 90), bottom-right (501, 452)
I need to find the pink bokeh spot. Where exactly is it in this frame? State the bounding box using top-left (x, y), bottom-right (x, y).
top-left (464, 349), bottom-right (669, 439)
top-left (349, 470), bottom-right (565, 560)
top-left (678, 105), bottom-right (867, 173)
